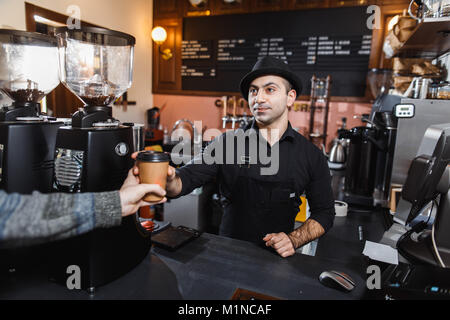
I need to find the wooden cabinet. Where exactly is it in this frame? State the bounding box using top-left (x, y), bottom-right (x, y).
top-left (250, 0), bottom-right (289, 12)
top-left (155, 0), bottom-right (251, 18)
top-left (289, 0), bottom-right (331, 10)
top-left (153, 0), bottom-right (411, 18)
top-left (184, 0), bottom-right (214, 16)
top-left (152, 19), bottom-right (182, 92)
top-left (329, 0), bottom-right (409, 6)
top-left (378, 0), bottom-right (411, 4)
top-left (153, 0), bottom-right (182, 20)
top-left (212, 0), bottom-right (250, 15)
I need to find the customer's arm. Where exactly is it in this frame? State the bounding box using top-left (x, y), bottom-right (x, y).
top-left (0, 169), bottom-right (166, 249)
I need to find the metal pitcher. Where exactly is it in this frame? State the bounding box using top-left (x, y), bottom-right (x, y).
top-left (329, 139), bottom-right (347, 164)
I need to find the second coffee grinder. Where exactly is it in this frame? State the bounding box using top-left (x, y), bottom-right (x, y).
top-left (0, 29), bottom-right (63, 272)
top-left (0, 29), bottom-right (62, 194)
top-left (49, 27), bottom-right (151, 292)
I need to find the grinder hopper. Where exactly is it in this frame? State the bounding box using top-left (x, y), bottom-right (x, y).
top-left (0, 29), bottom-right (60, 120)
top-left (56, 27), bottom-right (135, 127)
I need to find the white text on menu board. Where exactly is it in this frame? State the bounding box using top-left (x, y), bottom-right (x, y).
top-left (255, 38), bottom-right (293, 60)
top-left (182, 40), bottom-right (211, 60)
top-left (301, 35), bottom-right (372, 65)
top-left (218, 39), bottom-right (246, 61)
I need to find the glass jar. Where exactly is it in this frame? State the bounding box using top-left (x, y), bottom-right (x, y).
top-left (436, 82), bottom-right (450, 100)
top-left (428, 83), bottom-right (439, 99)
top-left (422, 0), bottom-right (450, 18)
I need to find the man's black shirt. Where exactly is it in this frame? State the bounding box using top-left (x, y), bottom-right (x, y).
top-left (175, 120), bottom-right (335, 233)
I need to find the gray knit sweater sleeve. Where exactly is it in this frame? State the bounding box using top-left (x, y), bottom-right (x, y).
top-left (0, 190), bottom-right (123, 249)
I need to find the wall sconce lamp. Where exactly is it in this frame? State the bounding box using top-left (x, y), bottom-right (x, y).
top-left (151, 26), bottom-right (173, 60)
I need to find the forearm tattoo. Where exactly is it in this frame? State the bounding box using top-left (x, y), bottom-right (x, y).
top-left (288, 219), bottom-right (325, 249)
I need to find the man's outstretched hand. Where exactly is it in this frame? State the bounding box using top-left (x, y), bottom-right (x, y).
top-left (131, 151), bottom-right (180, 197)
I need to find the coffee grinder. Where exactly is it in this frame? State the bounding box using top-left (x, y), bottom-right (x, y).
top-left (0, 29), bottom-right (62, 194)
top-left (49, 27), bottom-right (151, 292)
top-left (0, 29), bottom-right (64, 274)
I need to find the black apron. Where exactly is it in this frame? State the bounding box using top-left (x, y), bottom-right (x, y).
top-left (219, 136), bottom-right (299, 246)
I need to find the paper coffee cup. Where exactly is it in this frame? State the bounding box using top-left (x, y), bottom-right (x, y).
top-left (136, 151), bottom-right (170, 202)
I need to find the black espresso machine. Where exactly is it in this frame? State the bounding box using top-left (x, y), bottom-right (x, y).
top-left (48, 27), bottom-right (150, 292)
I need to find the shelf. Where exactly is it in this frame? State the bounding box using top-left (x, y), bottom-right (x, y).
top-left (394, 17), bottom-right (450, 59)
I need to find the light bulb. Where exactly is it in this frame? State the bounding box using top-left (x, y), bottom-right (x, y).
top-left (151, 26), bottom-right (167, 44)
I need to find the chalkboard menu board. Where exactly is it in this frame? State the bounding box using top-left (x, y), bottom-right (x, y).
top-left (182, 6), bottom-right (373, 97)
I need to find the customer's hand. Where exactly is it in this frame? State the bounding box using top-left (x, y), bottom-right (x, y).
top-left (263, 232), bottom-right (296, 258)
top-left (119, 168), bottom-right (167, 217)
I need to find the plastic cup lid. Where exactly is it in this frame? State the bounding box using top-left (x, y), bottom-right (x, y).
top-left (136, 150), bottom-right (170, 162)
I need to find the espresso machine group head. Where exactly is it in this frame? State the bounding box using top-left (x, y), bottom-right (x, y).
top-left (49, 27), bottom-right (151, 292)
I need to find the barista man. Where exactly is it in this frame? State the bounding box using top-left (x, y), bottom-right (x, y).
top-left (154, 57), bottom-right (335, 257)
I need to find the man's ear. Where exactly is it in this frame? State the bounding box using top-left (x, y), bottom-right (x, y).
top-left (287, 89), bottom-right (296, 107)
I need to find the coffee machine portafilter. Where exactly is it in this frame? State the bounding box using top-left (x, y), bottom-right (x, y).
top-left (49, 27), bottom-right (151, 292)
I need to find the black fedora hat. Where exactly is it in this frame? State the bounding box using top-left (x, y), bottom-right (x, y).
top-left (239, 56), bottom-right (302, 101)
